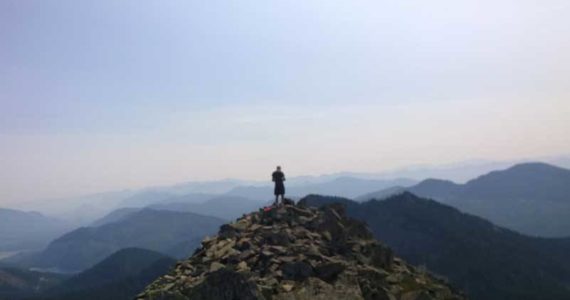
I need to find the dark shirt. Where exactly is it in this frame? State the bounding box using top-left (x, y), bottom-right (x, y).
top-left (272, 171), bottom-right (285, 183)
top-left (272, 171), bottom-right (286, 195)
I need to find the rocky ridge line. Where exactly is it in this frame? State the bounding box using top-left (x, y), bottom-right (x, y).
top-left (137, 199), bottom-right (465, 300)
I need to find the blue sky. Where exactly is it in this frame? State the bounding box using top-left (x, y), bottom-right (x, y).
top-left (1, 0), bottom-right (569, 203)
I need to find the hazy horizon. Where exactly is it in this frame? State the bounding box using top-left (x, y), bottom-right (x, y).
top-left (2, 0), bottom-right (570, 204)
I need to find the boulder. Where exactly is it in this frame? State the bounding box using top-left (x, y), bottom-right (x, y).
top-left (281, 261), bottom-right (314, 281)
top-left (315, 262), bottom-right (346, 282)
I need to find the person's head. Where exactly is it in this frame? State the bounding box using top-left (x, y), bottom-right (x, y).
top-left (276, 166), bottom-right (281, 171)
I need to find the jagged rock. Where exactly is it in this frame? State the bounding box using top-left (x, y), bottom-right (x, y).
top-left (315, 262), bottom-right (346, 282)
top-left (137, 201), bottom-right (466, 300)
top-left (281, 261), bottom-right (314, 281)
top-left (262, 231), bottom-right (291, 246)
top-left (218, 224), bottom-right (240, 239)
top-left (209, 262), bottom-right (225, 272)
top-left (281, 282), bottom-right (294, 292)
top-left (236, 261), bottom-right (249, 272)
top-left (282, 198), bottom-right (295, 206)
top-left (185, 269), bottom-right (259, 300)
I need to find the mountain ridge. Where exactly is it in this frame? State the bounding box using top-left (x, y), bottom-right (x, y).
top-left (41, 248), bottom-right (177, 300)
top-left (138, 200), bottom-right (464, 300)
top-left (0, 208), bottom-right (70, 252)
top-left (10, 209), bottom-right (224, 273)
top-left (303, 192), bottom-right (570, 300)
top-left (357, 162), bottom-right (570, 237)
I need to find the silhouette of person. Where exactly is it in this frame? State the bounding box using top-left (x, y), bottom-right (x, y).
top-left (272, 166), bottom-right (286, 205)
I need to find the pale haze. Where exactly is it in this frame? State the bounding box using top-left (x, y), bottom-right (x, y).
top-left (1, 0), bottom-right (569, 204)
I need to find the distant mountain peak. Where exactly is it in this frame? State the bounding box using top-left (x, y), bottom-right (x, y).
top-left (384, 190), bottom-right (422, 201)
top-left (508, 161), bottom-right (564, 170)
top-left (467, 161), bottom-right (569, 183)
top-left (416, 178), bottom-right (459, 187)
top-left (138, 201), bottom-right (464, 300)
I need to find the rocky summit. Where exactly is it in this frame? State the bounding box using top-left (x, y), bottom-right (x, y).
top-left (137, 200), bottom-right (465, 300)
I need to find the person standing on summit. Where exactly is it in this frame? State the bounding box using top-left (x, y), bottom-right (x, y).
top-left (272, 166), bottom-right (286, 205)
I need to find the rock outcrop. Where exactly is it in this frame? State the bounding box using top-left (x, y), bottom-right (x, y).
top-left (137, 200), bottom-right (465, 300)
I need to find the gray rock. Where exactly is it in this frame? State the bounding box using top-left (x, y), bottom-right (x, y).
top-left (315, 262), bottom-right (346, 282)
top-left (137, 202), bottom-right (465, 300)
top-left (186, 269), bottom-right (260, 300)
top-left (281, 261), bottom-right (314, 281)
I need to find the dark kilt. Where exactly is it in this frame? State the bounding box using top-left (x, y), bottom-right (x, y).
top-left (274, 182), bottom-right (285, 195)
